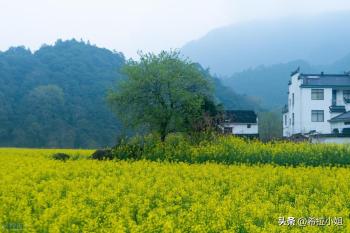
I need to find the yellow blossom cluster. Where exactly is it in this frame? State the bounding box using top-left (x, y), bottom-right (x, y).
top-left (0, 148), bottom-right (349, 232)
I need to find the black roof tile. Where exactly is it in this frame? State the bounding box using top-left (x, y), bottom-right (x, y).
top-left (299, 73), bottom-right (350, 87)
top-left (329, 111), bottom-right (350, 122)
top-left (224, 110), bottom-right (257, 123)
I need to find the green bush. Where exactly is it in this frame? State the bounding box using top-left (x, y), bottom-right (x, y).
top-left (110, 133), bottom-right (350, 167)
top-left (90, 149), bottom-right (114, 160)
top-left (51, 153), bottom-right (70, 161)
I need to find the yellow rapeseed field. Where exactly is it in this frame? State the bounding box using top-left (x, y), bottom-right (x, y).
top-left (0, 148), bottom-right (349, 232)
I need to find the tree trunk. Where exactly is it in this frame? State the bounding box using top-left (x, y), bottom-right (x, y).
top-left (159, 120), bottom-right (168, 142)
top-left (160, 133), bottom-right (166, 142)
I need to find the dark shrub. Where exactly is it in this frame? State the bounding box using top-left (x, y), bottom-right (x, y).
top-left (90, 149), bottom-right (114, 160)
top-left (51, 153), bottom-right (70, 161)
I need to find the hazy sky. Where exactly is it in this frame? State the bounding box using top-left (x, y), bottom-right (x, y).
top-left (1, 0), bottom-right (350, 58)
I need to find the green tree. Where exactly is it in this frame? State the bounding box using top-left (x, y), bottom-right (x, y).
top-left (108, 50), bottom-right (218, 141)
top-left (258, 111), bottom-right (283, 141)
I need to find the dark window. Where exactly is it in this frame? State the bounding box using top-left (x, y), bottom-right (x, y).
top-left (224, 127), bottom-right (232, 134)
top-left (311, 89), bottom-right (324, 100)
top-left (344, 122), bottom-right (350, 125)
top-left (311, 110), bottom-right (324, 122)
top-left (292, 113), bottom-right (294, 125)
top-left (292, 93), bottom-right (294, 106)
top-left (247, 124), bottom-right (251, 128)
top-left (332, 90), bottom-right (337, 105)
top-left (344, 90), bottom-right (350, 103)
top-left (284, 115), bottom-right (287, 126)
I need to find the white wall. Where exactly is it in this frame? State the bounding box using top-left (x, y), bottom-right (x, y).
top-left (282, 112), bottom-right (289, 137)
top-left (223, 123), bottom-right (258, 134)
top-left (284, 73), bottom-right (337, 136)
top-left (286, 73), bottom-right (304, 135)
top-left (311, 137), bottom-right (350, 144)
top-left (330, 121), bottom-right (350, 133)
top-left (299, 87), bottom-right (332, 134)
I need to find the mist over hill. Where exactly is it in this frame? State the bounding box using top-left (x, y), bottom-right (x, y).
top-left (0, 39), bottom-right (258, 148)
top-left (223, 55), bottom-right (350, 109)
top-left (182, 11), bottom-right (350, 75)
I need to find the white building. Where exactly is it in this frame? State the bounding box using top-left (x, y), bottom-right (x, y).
top-left (219, 110), bottom-right (259, 138)
top-left (283, 69), bottom-right (350, 143)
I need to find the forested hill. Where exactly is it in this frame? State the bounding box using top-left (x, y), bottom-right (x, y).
top-left (223, 60), bottom-right (315, 109)
top-left (0, 40), bottom-right (125, 148)
top-left (0, 39), bottom-right (258, 148)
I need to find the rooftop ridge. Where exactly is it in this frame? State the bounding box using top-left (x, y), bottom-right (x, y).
top-left (300, 73), bottom-right (350, 77)
top-left (290, 67), bottom-right (300, 76)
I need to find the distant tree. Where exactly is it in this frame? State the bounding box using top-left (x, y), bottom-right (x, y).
top-left (21, 85), bottom-right (66, 147)
top-left (258, 111), bottom-right (283, 141)
top-left (108, 50), bottom-right (219, 141)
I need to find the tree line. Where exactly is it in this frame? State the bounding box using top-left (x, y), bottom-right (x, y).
top-left (0, 39), bottom-right (264, 148)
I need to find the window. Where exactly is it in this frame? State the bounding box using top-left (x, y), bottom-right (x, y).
top-left (344, 122), bottom-right (350, 125)
top-left (311, 110), bottom-right (324, 122)
top-left (332, 90), bottom-right (337, 105)
top-left (284, 115), bottom-right (287, 126)
top-left (292, 113), bottom-right (294, 125)
top-left (311, 89), bottom-right (324, 100)
top-left (344, 90), bottom-right (350, 103)
top-left (224, 127), bottom-right (232, 134)
top-left (247, 124), bottom-right (251, 128)
top-left (292, 93), bottom-right (294, 106)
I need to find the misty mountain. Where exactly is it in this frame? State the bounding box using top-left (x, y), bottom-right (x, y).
top-left (213, 77), bottom-right (261, 111)
top-left (223, 55), bottom-right (350, 109)
top-left (0, 39), bottom-right (258, 148)
top-left (182, 11), bottom-right (350, 75)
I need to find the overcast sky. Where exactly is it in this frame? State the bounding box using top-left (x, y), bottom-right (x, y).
top-left (1, 0), bottom-right (350, 58)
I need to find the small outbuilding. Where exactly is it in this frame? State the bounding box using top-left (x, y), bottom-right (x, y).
top-left (218, 110), bottom-right (259, 138)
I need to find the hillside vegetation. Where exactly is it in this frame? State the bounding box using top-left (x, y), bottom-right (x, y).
top-left (0, 40), bottom-right (125, 148)
top-left (0, 40), bottom-right (258, 148)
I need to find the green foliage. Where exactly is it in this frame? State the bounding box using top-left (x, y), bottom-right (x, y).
top-left (90, 149), bottom-right (114, 160)
top-left (258, 111), bottom-right (283, 141)
top-left (212, 77), bottom-right (262, 111)
top-left (110, 133), bottom-right (350, 167)
top-left (0, 39), bottom-right (125, 148)
top-left (0, 40), bottom-right (260, 148)
top-left (51, 153), bottom-right (70, 161)
top-left (108, 50), bottom-right (220, 141)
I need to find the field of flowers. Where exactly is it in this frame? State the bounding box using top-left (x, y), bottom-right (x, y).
top-left (112, 134), bottom-right (350, 167)
top-left (1, 148), bottom-right (350, 232)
